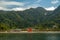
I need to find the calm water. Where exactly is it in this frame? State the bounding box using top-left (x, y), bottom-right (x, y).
top-left (0, 33), bottom-right (60, 40)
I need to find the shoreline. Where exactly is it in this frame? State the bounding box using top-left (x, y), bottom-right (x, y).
top-left (0, 31), bottom-right (60, 33)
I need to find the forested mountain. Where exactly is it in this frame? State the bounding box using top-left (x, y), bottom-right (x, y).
top-left (0, 5), bottom-right (60, 30)
top-left (48, 6), bottom-right (60, 28)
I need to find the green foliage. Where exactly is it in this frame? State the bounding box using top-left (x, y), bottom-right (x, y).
top-left (0, 6), bottom-right (60, 30)
top-left (0, 23), bottom-right (10, 30)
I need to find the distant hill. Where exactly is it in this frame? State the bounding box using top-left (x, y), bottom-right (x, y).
top-left (49, 6), bottom-right (60, 25)
top-left (0, 6), bottom-right (60, 30)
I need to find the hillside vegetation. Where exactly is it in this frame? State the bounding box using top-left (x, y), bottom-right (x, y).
top-left (0, 6), bottom-right (60, 30)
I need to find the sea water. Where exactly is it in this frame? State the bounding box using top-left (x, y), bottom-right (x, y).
top-left (0, 33), bottom-right (60, 40)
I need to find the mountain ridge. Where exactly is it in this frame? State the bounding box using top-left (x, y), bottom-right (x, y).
top-left (0, 5), bottom-right (60, 30)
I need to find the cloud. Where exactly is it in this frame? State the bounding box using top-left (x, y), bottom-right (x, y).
top-left (45, 7), bottom-right (56, 11)
top-left (0, 7), bottom-right (9, 11)
top-left (0, 7), bottom-right (6, 10)
top-left (0, 0), bottom-right (41, 11)
top-left (0, 7), bottom-right (11, 11)
top-left (0, 6), bottom-right (27, 11)
top-left (0, 1), bottom-right (24, 6)
top-left (0, 1), bottom-right (26, 11)
top-left (11, 8), bottom-right (26, 11)
top-left (0, 1), bottom-right (28, 11)
top-left (51, 0), bottom-right (59, 4)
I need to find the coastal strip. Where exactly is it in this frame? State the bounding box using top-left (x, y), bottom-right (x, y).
top-left (0, 31), bottom-right (60, 33)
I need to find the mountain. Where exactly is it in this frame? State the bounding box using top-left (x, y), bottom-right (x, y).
top-left (50, 6), bottom-right (60, 24)
top-left (46, 5), bottom-right (60, 28)
top-left (0, 6), bottom-right (60, 30)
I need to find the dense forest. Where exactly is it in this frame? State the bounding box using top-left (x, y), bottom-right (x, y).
top-left (0, 5), bottom-right (60, 30)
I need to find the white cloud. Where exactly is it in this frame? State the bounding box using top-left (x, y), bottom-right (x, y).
top-left (0, 7), bottom-right (7, 10)
top-left (0, 1), bottom-right (26, 11)
top-left (45, 7), bottom-right (56, 11)
top-left (0, 1), bottom-right (24, 6)
top-left (51, 0), bottom-right (59, 4)
top-left (0, 7), bottom-right (9, 11)
top-left (0, 7), bottom-right (4, 10)
top-left (0, 0), bottom-right (42, 11)
top-left (0, 7), bottom-right (27, 11)
top-left (11, 8), bottom-right (26, 11)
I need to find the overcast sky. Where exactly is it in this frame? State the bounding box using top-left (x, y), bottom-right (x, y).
top-left (0, 0), bottom-right (60, 11)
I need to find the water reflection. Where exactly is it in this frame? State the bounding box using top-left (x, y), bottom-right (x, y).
top-left (0, 33), bottom-right (60, 40)
top-left (46, 34), bottom-right (58, 40)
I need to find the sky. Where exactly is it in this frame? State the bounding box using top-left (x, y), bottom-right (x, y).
top-left (0, 0), bottom-right (60, 11)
